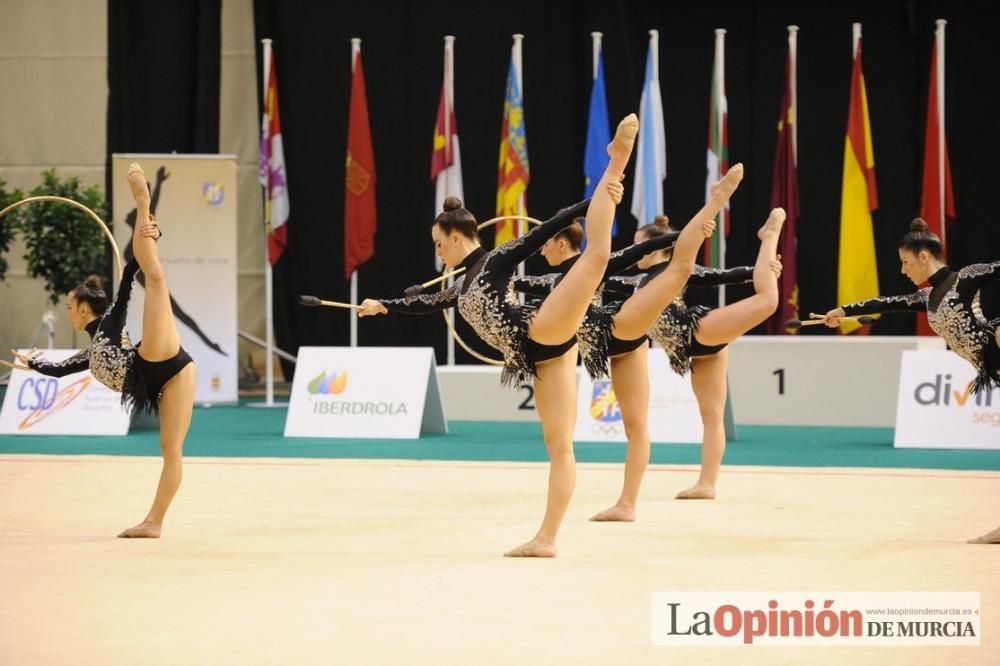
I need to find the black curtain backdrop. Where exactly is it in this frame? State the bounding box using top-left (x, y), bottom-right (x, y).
top-left (106, 0), bottom-right (221, 248)
top-left (253, 0), bottom-right (997, 376)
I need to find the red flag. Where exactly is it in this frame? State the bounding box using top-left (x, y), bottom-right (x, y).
top-left (431, 84), bottom-right (458, 181)
top-left (917, 35), bottom-right (956, 334)
top-left (769, 36), bottom-right (801, 334)
top-left (344, 50), bottom-right (377, 279)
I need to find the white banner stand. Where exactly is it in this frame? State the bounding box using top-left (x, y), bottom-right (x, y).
top-left (0, 349), bottom-right (132, 435)
top-left (111, 154), bottom-right (239, 406)
top-left (574, 354), bottom-right (705, 444)
top-left (894, 350), bottom-right (1000, 450)
top-left (285, 347), bottom-right (446, 439)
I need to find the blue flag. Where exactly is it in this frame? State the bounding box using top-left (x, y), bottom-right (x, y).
top-left (630, 34), bottom-right (666, 228)
top-left (583, 49), bottom-right (616, 236)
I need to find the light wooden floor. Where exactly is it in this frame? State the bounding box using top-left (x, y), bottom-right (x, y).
top-left (1, 455), bottom-right (997, 665)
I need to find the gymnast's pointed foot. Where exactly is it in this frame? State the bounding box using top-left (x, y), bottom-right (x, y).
top-left (589, 504), bottom-right (636, 522)
top-left (118, 521), bottom-right (162, 538)
top-left (967, 526), bottom-right (1000, 544)
top-left (758, 207), bottom-right (787, 242)
top-left (126, 163), bottom-right (151, 206)
top-left (675, 483), bottom-right (716, 500)
top-left (504, 538), bottom-right (557, 558)
top-left (607, 113), bottom-right (639, 163)
top-left (709, 163), bottom-right (744, 203)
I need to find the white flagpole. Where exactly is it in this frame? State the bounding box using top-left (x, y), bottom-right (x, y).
top-left (935, 19), bottom-right (947, 251)
top-left (445, 35), bottom-right (456, 367)
top-left (714, 28), bottom-right (726, 309)
top-left (788, 26), bottom-right (798, 167)
top-left (853, 22), bottom-right (861, 58)
top-left (650, 29), bottom-right (658, 79)
top-left (261, 37), bottom-right (276, 407)
top-left (512, 33), bottom-right (526, 255)
top-left (350, 37), bottom-right (361, 348)
top-left (591, 31), bottom-right (602, 78)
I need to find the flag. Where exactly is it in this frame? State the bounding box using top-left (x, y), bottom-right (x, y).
top-left (344, 47), bottom-right (377, 279)
top-left (495, 47), bottom-right (530, 246)
top-left (583, 42), bottom-right (615, 236)
top-left (259, 42), bottom-right (290, 265)
top-left (630, 30), bottom-right (666, 229)
top-left (917, 24), bottom-right (956, 334)
top-left (431, 39), bottom-right (463, 270)
top-left (837, 26), bottom-right (879, 335)
top-left (769, 29), bottom-right (801, 334)
top-left (703, 29), bottom-right (729, 270)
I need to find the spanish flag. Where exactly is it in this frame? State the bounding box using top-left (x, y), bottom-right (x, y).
top-left (837, 24), bottom-right (879, 334)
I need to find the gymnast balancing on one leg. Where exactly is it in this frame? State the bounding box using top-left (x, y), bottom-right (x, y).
top-left (12, 163), bottom-right (197, 539)
top-left (823, 217), bottom-right (1000, 545)
top-left (582, 207), bottom-right (783, 517)
top-left (357, 114), bottom-right (638, 557)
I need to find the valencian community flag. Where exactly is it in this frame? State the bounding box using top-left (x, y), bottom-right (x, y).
top-left (495, 39), bottom-right (529, 246)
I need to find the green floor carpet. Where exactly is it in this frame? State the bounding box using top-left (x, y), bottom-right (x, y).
top-left (1, 401), bottom-right (999, 471)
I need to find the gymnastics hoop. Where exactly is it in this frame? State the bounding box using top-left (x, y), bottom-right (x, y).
top-left (441, 215), bottom-right (542, 365)
top-left (0, 195), bottom-right (124, 279)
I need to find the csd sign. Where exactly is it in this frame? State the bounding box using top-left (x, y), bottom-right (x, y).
top-left (0, 349), bottom-right (133, 436)
top-left (17, 377), bottom-right (59, 411)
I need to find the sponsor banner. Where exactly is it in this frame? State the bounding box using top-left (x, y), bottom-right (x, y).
top-left (652, 591), bottom-right (980, 646)
top-left (574, 355), bottom-right (703, 444)
top-left (285, 347), bottom-right (446, 439)
top-left (895, 350), bottom-right (1000, 449)
top-left (111, 154), bottom-right (238, 404)
top-left (0, 349), bottom-right (132, 435)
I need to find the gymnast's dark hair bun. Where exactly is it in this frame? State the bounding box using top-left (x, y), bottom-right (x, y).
top-left (70, 274), bottom-right (109, 316)
top-left (434, 196), bottom-right (478, 241)
top-left (899, 217), bottom-right (942, 259)
top-left (638, 214), bottom-right (675, 239)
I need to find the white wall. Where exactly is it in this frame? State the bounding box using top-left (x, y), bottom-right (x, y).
top-left (0, 0), bottom-right (107, 357)
top-left (0, 0), bottom-right (277, 383)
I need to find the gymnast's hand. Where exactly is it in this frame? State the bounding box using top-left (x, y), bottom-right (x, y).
top-left (358, 299), bottom-right (388, 317)
top-left (607, 178), bottom-right (624, 205)
top-left (823, 307), bottom-right (846, 327)
top-left (10, 348), bottom-right (43, 366)
top-left (770, 254), bottom-right (782, 278)
top-left (701, 218), bottom-right (716, 238)
top-left (138, 221), bottom-right (160, 239)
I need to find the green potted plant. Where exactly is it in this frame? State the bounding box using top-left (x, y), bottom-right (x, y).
top-left (0, 176), bottom-right (22, 283)
top-left (15, 169), bottom-right (109, 305)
